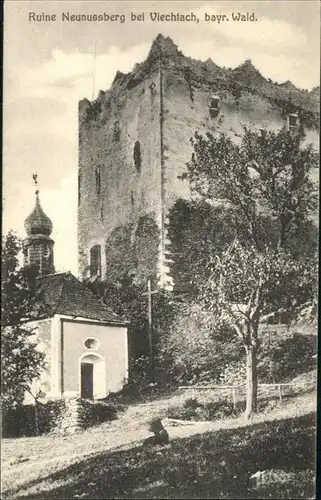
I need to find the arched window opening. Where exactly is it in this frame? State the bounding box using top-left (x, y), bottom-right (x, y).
top-left (133, 141), bottom-right (142, 171)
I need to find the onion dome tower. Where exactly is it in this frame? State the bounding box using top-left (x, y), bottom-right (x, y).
top-left (23, 174), bottom-right (55, 275)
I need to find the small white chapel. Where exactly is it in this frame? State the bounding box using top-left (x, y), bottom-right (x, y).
top-left (22, 182), bottom-right (129, 403)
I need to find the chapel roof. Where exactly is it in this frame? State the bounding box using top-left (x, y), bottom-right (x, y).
top-left (35, 272), bottom-right (128, 325)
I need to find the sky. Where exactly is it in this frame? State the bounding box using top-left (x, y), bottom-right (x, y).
top-left (3, 0), bottom-right (320, 275)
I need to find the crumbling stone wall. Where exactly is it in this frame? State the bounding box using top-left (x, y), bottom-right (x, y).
top-left (51, 398), bottom-right (119, 435)
top-left (78, 35), bottom-right (319, 287)
top-left (78, 64), bottom-right (162, 282)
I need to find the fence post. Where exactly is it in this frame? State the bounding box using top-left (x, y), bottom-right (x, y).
top-left (34, 400), bottom-right (39, 436)
top-left (232, 387), bottom-right (236, 411)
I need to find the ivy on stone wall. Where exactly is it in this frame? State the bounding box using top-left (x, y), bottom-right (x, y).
top-left (166, 199), bottom-right (239, 298)
top-left (105, 223), bottom-right (137, 284)
top-left (105, 214), bottom-right (159, 286)
top-left (134, 215), bottom-right (159, 282)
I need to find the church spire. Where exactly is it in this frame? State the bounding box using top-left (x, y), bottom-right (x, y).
top-left (23, 175), bottom-right (55, 275)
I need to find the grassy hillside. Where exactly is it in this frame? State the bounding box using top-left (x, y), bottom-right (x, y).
top-left (2, 372), bottom-right (316, 499)
top-left (2, 412), bottom-right (315, 499)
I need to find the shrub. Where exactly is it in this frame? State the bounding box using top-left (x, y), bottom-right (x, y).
top-left (167, 396), bottom-right (244, 422)
top-left (2, 399), bottom-right (66, 438)
top-left (159, 302), bottom-right (244, 385)
top-left (218, 360), bottom-right (247, 386)
top-left (258, 331), bottom-right (316, 383)
top-left (2, 398), bottom-right (123, 437)
top-left (78, 400), bottom-right (119, 428)
top-left (184, 397), bottom-right (199, 408)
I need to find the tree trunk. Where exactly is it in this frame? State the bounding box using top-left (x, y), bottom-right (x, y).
top-left (245, 343), bottom-right (258, 420)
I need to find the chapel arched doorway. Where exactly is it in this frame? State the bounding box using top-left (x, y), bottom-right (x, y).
top-left (79, 353), bottom-right (105, 400)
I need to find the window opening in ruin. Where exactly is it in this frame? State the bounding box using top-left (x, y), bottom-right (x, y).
top-left (288, 113), bottom-right (299, 132)
top-left (95, 165), bottom-right (101, 195)
top-left (131, 191), bottom-right (134, 207)
top-left (209, 95), bottom-right (220, 118)
top-left (133, 141), bottom-right (142, 171)
top-left (90, 244), bottom-right (102, 277)
top-left (150, 82), bottom-right (156, 96)
top-left (113, 121), bottom-right (120, 141)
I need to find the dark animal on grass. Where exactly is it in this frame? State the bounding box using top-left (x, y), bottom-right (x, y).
top-left (143, 418), bottom-right (169, 447)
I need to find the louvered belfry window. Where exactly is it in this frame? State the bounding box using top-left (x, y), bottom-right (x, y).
top-left (90, 245), bottom-right (101, 277)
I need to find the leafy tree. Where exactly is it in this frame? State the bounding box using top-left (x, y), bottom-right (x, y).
top-left (167, 198), bottom-right (317, 298)
top-left (1, 232), bottom-right (46, 409)
top-left (183, 127), bottom-right (317, 418)
top-left (159, 301), bottom-right (244, 384)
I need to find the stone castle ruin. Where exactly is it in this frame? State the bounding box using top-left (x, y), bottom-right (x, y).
top-left (78, 34), bottom-right (319, 289)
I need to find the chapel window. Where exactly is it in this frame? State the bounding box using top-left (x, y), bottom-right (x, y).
top-left (90, 244), bottom-right (101, 277)
top-left (84, 337), bottom-right (100, 350)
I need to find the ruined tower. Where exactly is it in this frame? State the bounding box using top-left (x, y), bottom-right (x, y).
top-left (78, 35), bottom-right (319, 288)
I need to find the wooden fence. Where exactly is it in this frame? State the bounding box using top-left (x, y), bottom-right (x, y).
top-left (178, 383), bottom-right (294, 410)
